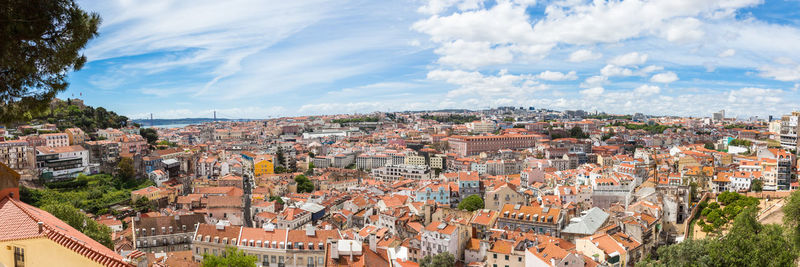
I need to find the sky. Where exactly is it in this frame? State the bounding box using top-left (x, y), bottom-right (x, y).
top-left (66, 0), bottom-right (800, 120)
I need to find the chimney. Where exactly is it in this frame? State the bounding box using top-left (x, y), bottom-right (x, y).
top-left (349, 242), bottom-right (354, 262)
top-left (369, 232), bottom-right (377, 253)
top-left (330, 240), bottom-right (339, 259)
top-left (135, 212), bottom-right (141, 221)
top-left (38, 222), bottom-right (44, 233)
top-left (305, 224), bottom-right (315, 236)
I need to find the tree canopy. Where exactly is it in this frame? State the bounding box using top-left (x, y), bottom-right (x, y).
top-left (116, 157), bottom-right (135, 182)
top-left (783, 189), bottom-right (800, 247)
top-left (569, 126), bottom-right (589, 139)
top-left (638, 207), bottom-right (797, 266)
top-left (201, 246), bottom-right (257, 267)
top-left (457, 195), bottom-right (484, 211)
top-left (139, 128), bottom-right (158, 144)
top-left (0, 0), bottom-right (100, 123)
top-left (41, 203), bottom-right (113, 249)
top-left (295, 175), bottom-right (314, 193)
top-left (419, 252), bottom-right (455, 267)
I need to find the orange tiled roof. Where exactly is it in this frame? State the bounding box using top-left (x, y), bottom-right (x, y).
top-left (0, 197), bottom-right (130, 267)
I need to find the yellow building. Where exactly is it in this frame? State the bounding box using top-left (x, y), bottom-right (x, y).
top-left (131, 185), bottom-right (162, 202)
top-left (254, 154), bottom-right (275, 176)
top-left (0, 197), bottom-right (129, 267)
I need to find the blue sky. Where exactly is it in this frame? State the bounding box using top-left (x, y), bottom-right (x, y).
top-left (66, 0), bottom-right (800, 119)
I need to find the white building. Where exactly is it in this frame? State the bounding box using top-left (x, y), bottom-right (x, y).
top-left (421, 221), bottom-right (461, 260)
top-left (371, 164), bottom-right (431, 182)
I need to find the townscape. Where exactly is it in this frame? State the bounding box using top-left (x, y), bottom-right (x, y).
top-left (3, 103), bottom-right (800, 266)
top-left (4, 0), bottom-right (800, 266)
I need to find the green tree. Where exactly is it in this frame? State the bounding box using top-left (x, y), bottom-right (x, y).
top-left (268, 196), bottom-right (284, 205)
top-left (704, 143), bottom-right (715, 150)
top-left (783, 189), bottom-right (800, 247)
top-left (133, 196), bottom-right (155, 212)
top-left (0, 0), bottom-right (100, 123)
top-left (419, 252), bottom-right (455, 267)
top-left (41, 203), bottom-right (113, 249)
top-left (201, 246), bottom-right (257, 267)
top-left (294, 175), bottom-right (314, 193)
top-left (717, 191), bottom-right (740, 206)
top-left (707, 207), bottom-right (797, 266)
top-left (652, 238), bottom-right (712, 266)
top-left (457, 195), bottom-right (484, 211)
top-left (116, 157), bottom-right (135, 182)
top-left (139, 128), bottom-right (158, 144)
top-left (569, 126), bottom-right (588, 139)
top-left (751, 179), bottom-right (763, 194)
top-left (306, 162), bottom-right (315, 175)
top-left (647, 207), bottom-right (797, 266)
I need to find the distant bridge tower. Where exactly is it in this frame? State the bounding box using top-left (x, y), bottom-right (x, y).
top-left (150, 113), bottom-right (153, 127)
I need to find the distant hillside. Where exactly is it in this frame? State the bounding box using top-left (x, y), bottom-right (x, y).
top-left (27, 98), bottom-right (128, 133)
top-left (131, 118), bottom-right (241, 126)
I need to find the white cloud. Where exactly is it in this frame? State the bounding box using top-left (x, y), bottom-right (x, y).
top-left (413, 2), bottom-right (541, 67)
top-left (427, 69), bottom-right (548, 99)
top-left (662, 17), bottom-right (705, 43)
top-left (759, 64), bottom-right (800, 81)
top-left (600, 64), bottom-right (635, 77)
top-left (718, 48), bottom-right (736, 58)
top-left (634, 84), bottom-right (661, 95)
top-left (434, 40), bottom-right (514, 68)
top-left (581, 75), bottom-right (608, 88)
top-left (568, 49), bottom-right (602, 62)
top-left (650, 72), bottom-right (679, 83)
top-left (580, 87), bottom-right (604, 97)
top-left (537, 70), bottom-right (578, 81)
top-left (609, 52), bottom-right (648, 66)
top-left (528, 0), bottom-right (758, 45)
top-left (417, 0), bottom-right (485, 15)
top-left (727, 87), bottom-right (783, 103)
top-left (640, 65), bottom-right (664, 74)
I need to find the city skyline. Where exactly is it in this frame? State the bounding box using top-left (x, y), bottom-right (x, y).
top-left (66, 0), bottom-right (800, 119)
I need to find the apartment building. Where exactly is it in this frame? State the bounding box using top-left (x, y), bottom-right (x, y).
top-left (41, 133), bottom-right (69, 148)
top-left (496, 204), bottom-right (564, 237)
top-left (448, 134), bottom-right (542, 157)
top-left (64, 127), bottom-right (88, 145)
top-left (0, 140), bottom-right (34, 170)
top-left (35, 145), bottom-right (88, 180)
top-left (371, 164), bottom-right (431, 182)
top-left (192, 223), bottom-right (340, 267)
top-left (355, 154), bottom-right (389, 170)
top-left (132, 214), bottom-right (206, 253)
top-left (485, 184), bottom-right (526, 211)
top-left (420, 221), bottom-right (461, 260)
top-left (97, 128), bottom-right (125, 140)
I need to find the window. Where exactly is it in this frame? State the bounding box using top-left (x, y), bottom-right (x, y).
top-left (505, 255), bottom-right (509, 260)
top-left (519, 257), bottom-right (522, 262)
top-left (493, 253), bottom-right (497, 259)
top-left (14, 247), bottom-right (25, 267)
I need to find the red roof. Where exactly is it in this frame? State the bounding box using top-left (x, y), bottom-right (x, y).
top-left (0, 197), bottom-right (130, 266)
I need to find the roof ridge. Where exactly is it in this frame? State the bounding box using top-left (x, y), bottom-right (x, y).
top-left (4, 197), bottom-right (130, 267)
